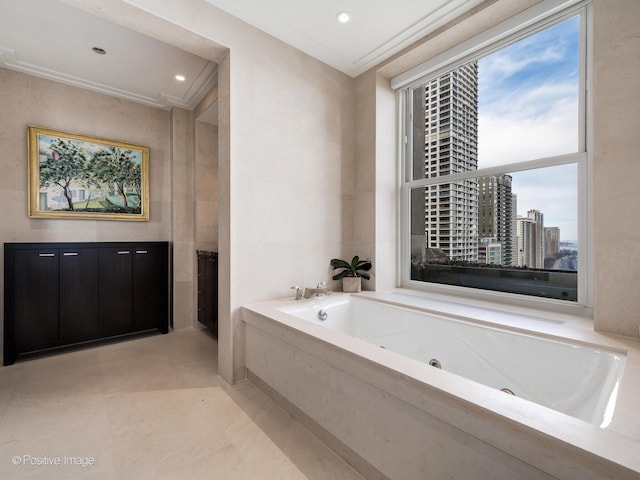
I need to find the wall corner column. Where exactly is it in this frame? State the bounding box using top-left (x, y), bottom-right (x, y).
top-left (170, 107), bottom-right (196, 329)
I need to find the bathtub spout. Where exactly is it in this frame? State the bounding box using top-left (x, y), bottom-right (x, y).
top-left (303, 287), bottom-right (331, 298)
top-left (303, 282), bottom-right (331, 298)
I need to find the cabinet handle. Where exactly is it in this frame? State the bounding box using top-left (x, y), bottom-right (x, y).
top-left (63, 252), bottom-right (78, 256)
top-left (39, 253), bottom-right (55, 257)
top-left (135, 250), bottom-right (148, 254)
top-left (117, 251), bottom-right (131, 255)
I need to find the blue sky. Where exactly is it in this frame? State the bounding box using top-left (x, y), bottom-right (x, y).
top-left (477, 15), bottom-right (580, 241)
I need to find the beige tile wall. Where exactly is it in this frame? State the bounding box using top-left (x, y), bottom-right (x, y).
top-left (194, 120), bottom-right (218, 253)
top-left (170, 107), bottom-right (195, 329)
top-left (0, 67), bottom-right (173, 356)
top-left (592, 0), bottom-right (640, 337)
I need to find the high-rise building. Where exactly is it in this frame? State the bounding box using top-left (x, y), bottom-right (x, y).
top-left (511, 194), bottom-right (518, 261)
top-left (516, 210), bottom-right (545, 268)
top-left (544, 227), bottom-right (560, 259)
top-left (527, 209), bottom-right (544, 268)
top-left (478, 174), bottom-right (513, 266)
top-left (516, 216), bottom-right (536, 268)
top-left (411, 63), bottom-right (479, 261)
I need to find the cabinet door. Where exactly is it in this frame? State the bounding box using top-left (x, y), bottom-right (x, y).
top-left (205, 253), bottom-right (218, 337)
top-left (14, 249), bottom-right (59, 351)
top-left (98, 247), bottom-right (133, 336)
top-left (197, 253), bottom-right (207, 328)
top-left (60, 248), bottom-right (99, 342)
top-left (132, 246), bottom-right (168, 332)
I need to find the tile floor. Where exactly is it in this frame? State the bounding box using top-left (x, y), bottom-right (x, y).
top-left (0, 327), bottom-right (363, 479)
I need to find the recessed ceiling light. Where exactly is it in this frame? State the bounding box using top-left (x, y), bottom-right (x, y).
top-left (175, 74), bottom-right (186, 82)
top-left (336, 11), bottom-right (351, 24)
top-left (92, 47), bottom-right (106, 55)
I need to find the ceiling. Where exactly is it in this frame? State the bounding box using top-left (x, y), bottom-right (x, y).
top-left (0, 0), bottom-right (485, 113)
top-left (0, 0), bottom-right (218, 112)
top-left (204, 0), bottom-right (485, 77)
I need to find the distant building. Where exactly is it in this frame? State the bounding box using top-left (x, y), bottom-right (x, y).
top-left (517, 216), bottom-right (537, 268)
top-left (478, 238), bottom-right (502, 265)
top-left (478, 174), bottom-right (513, 266)
top-left (544, 227), bottom-right (560, 258)
top-left (511, 194), bottom-right (518, 264)
top-left (527, 209), bottom-right (544, 268)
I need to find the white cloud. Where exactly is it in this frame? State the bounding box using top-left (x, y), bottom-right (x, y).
top-left (512, 165), bottom-right (578, 240)
top-left (477, 76), bottom-right (580, 240)
top-left (478, 92), bottom-right (578, 166)
top-left (480, 41), bottom-right (567, 86)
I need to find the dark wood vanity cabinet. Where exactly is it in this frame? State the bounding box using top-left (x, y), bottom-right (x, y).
top-left (197, 250), bottom-right (218, 337)
top-left (4, 242), bottom-right (169, 365)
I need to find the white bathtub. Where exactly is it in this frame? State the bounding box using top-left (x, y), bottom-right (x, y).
top-left (278, 294), bottom-right (625, 427)
top-left (241, 291), bottom-right (640, 479)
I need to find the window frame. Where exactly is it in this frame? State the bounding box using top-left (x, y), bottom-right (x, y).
top-left (395, 0), bottom-right (593, 316)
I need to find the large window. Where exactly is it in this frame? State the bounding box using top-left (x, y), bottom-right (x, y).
top-left (397, 1), bottom-right (590, 311)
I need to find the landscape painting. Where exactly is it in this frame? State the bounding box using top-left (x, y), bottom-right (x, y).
top-left (28, 126), bottom-right (149, 221)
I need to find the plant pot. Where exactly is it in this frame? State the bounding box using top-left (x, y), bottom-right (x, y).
top-left (342, 276), bottom-right (361, 293)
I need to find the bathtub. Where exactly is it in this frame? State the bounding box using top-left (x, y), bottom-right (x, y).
top-left (241, 291), bottom-right (640, 479)
top-left (278, 294), bottom-right (624, 427)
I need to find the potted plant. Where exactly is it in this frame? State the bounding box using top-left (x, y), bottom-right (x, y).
top-left (330, 256), bottom-right (372, 293)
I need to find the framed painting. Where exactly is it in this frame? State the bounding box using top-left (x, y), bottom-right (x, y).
top-left (28, 125), bottom-right (149, 221)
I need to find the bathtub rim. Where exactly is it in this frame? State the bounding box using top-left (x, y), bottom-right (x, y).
top-left (279, 291), bottom-right (629, 356)
top-left (241, 291), bottom-right (640, 477)
top-left (278, 291), bottom-right (627, 428)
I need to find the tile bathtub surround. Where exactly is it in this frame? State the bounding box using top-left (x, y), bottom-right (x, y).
top-left (242, 293), bottom-right (640, 479)
top-left (0, 329), bottom-right (362, 480)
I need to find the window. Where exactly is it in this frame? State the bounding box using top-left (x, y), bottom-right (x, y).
top-left (396, 1), bottom-right (590, 312)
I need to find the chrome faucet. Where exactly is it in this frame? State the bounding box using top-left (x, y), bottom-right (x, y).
top-left (290, 285), bottom-right (304, 300)
top-left (303, 282), bottom-right (331, 299)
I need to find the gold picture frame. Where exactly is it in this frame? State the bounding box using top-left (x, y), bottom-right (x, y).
top-left (28, 125), bottom-right (149, 221)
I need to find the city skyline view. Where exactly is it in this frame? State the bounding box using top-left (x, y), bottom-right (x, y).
top-left (409, 11), bottom-right (582, 302)
top-left (477, 15), bottom-right (580, 240)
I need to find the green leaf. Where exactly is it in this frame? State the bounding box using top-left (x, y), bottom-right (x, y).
top-left (332, 271), bottom-right (352, 280)
top-left (355, 260), bottom-right (372, 271)
top-left (330, 258), bottom-right (352, 270)
top-left (331, 256), bottom-right (372, 279)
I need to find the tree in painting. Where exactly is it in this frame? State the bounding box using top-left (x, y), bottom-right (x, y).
top-left (39, 138), bottom-right (87, 211)
top-left (127, 161), bottom-right (142, 206)
top-left (88, 147), bottom-right (142, 209)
